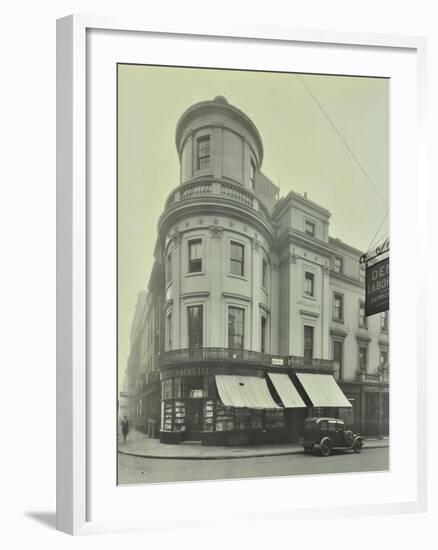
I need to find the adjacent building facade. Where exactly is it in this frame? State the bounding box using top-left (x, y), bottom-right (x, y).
top-left (122, 96), bottom-right (389, 445)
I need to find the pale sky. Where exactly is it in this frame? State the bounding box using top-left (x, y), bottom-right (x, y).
top-left (118, 65), bottom-right (389, 383)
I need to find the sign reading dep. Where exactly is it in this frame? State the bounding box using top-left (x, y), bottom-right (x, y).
top-left (365, 257), bottom-right (389, 316)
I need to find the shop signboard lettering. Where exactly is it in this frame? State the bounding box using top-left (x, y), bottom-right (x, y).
top-left (365, 257), bottom-right (389, 316)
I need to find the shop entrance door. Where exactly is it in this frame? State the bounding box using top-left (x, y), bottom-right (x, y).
top-left (185, 399), bottom-right (203, 439)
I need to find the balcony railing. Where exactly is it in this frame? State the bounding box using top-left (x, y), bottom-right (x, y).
top-left (164, 179), bottom-right (270, 220)
top-left (287, 355), bottom-right (333, 371)
top-left (160, 347), bottom-right (333, 372)
top-left (161, 347), bottom-right (271, 367)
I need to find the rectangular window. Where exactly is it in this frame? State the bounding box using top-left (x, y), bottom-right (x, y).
top-left (228, 307), bottom-right (245, 350)
top-left (305, 220), bottom-right (315, 237)
top-left (187, 305), bottom-right (203, 349)
top-left (304, 271), bottom-right (315, 297)
top-left (250, 158), bottom-right (256, 190)
top-left (162, 379), bottom-right (173, 400)
top-left (380, 349), bottom-right (389, 368)
top-left (333, 293), bottom-right (344, 321)
top-left (262, 258), bottom-right (268, 288)
top-left (173, 377), bottom-right (182, 399)
top-left (303, 326), bottom-right (314, 362)
top-left (230, 241), bottom-right (244, 277)
top-left (333, 340), bottom-right (343, 380)
top-left (166, 251), bottom-right (172, 284)
top-left (333, 256), bottom-right (343, 273)
top-left (358, 346), bottom-right (368, 372)
top-left (166, 312), bottom-right (172, 350)
top-left (196, 135), bottom-right (210, 170)
top-left (261, 316), bottom-right (267, 353)
top-left (381, 311), bottom-right (389, 331)
top-left (359, 300), bottom-right (367, 327)
top-left (188, 238), bottom-right (202, 273)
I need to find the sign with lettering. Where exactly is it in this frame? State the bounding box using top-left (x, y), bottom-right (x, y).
top-left (271, 357), bottom-right (284, 366)
top-left (365, 257), bottom-right (389, 316)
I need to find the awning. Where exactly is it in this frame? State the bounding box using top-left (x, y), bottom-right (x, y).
top-left (296, 373), bottom-right (352, 408)
top-left (268, 373), bottom-right (306, 408)
top-left (215, 375), bottom-right (281, 409)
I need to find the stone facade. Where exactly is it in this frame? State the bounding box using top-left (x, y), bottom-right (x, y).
top-left (123, 96), bottom-right (389, 445)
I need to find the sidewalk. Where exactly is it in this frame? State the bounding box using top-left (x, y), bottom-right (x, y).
top-left (118, 430), bottom-right (390, 460)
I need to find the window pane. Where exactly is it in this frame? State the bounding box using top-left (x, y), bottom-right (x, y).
top-left (305, 221), bottom-right (315, 236)
top-left (228, 307), bottom-right (245, 349)
top-left (261, 316), bottom-right (267, 353)
top-left (197, 136), bottom-right (210, 169)
top-left (262, 259), bottom-right (267, 287)
top-left (304, 326), bottom-right (314, 360)
top-left (230, 242), bottom-right (244, 276)
top-left (188, 305), bottom-right (203, 348)
top-left (305, 272), bottom-right (314, 296)
top-left (188, 239), bottom-right (202, 272)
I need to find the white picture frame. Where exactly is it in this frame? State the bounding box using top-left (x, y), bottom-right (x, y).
top-left (56, 15), bottom-right (427, 535)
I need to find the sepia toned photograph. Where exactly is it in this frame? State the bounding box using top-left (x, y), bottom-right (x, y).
top-left (116, 64), bottom-right (390, 485)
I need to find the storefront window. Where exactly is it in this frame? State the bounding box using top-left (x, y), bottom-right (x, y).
top-left (203, 376), bottom-right (216, 398)
top-left (174, 377), bottom-right (182, 399)
top-left (251, 410), bottom-right (263, 429)
top-left (235, 408), bottom-right (251, 430)
top-left (162, 379), bottom-right (173, 399)
top-left (203, 399), bottom-right (214, 431)
top-left (215, 401), bottom-right (234, 431)
top-left (265, 409), bottom-right (284, 429)
top-left (163, 401), bottom-right (173, 431)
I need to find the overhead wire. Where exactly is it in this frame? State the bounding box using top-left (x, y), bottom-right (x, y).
top-left (297, 75), bottom-right (389, 253)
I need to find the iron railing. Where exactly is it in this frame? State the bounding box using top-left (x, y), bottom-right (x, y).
top-left (160, 347), bottom-right (333, 372)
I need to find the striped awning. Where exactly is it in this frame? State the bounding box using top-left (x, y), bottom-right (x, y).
top-left (268, 373), bottom-right (306, 408)
top-left (296, 373), bottom-right (352, 408)
top-left (215, 375), bottom-right (281, 409)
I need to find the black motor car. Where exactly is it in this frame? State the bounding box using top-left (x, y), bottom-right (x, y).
top-left (302, 417), bottom-right (363, 457)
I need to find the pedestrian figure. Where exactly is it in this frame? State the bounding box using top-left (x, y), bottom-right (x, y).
top-left (121, 416), bottom-right (129, 443)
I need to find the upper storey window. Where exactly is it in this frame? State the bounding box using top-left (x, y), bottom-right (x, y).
top-left (333, 255), bottom-right (343, 274)
top-left (188, 239), bottom-right (203, 273)
top-left (305, 220), bottom-right (315, 237)
top-left (250, 159), bottom-right (256, 190)
top-left (230, 241), bottom-right (245, 277)
top-left (196, 135), bottom-right (210, 170)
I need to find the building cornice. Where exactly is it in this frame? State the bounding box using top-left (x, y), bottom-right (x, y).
top-left (329, 270), bottom-right (364, 290)
top-left (275, 228), bottom-right (332, 258)
top-left (222, 292), bottom-right (251, 303)
top-left (158, 198), bottom-right (275, 246)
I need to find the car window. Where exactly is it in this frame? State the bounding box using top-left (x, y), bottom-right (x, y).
top-left (336, 422), bottom-right (344, 431)
top-left (328, 421), bottom-right (336, 431)
top-left (319, 421), bottom-right (328, 430)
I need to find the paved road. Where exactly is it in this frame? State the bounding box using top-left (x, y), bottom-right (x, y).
top-left (117, 447), bottom-right (389, 485)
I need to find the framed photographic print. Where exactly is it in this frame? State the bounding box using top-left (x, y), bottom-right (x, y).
top-left (57, 15), bottom-right (427, 535)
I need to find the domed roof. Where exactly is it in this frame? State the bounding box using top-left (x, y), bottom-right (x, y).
top-left (175, 96), bottom-right (264, 164)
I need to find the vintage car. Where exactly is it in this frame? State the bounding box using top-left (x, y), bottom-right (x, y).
top-left (302, 417), bottom-right (363, 457)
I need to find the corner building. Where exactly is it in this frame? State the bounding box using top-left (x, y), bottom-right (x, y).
top-left (127, 96), bottom-right (389, 445)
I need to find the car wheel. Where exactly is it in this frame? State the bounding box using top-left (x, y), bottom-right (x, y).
top-left (353, 439), bottom-right (363, 453)
top-left (320, 440), bottom-right (332, 457)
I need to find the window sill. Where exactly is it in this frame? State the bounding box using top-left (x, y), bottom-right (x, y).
top-left (332, 318), bottom-right (344, 324)
top-left (227, 273), bottom-right (248, 282)
top-left (185, 271), bottom-right (205, 278)
top-left (303, 293), bottom-right (316, 300)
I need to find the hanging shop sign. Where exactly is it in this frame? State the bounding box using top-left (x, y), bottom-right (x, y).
top-left (365, 257), bottom-right (389, 316)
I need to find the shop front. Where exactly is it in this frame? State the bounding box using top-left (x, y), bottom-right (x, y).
top-left (159, 364), bottom-right (353, 446)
